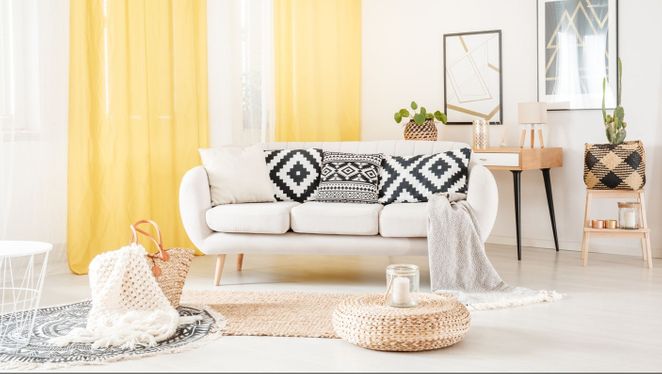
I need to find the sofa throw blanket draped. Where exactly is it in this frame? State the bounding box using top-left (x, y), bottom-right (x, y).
top-left (52, 244), bottom-right (190, 349)
top-left (427, 193), bottom-right (562, 310)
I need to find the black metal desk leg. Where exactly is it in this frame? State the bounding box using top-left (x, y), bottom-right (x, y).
top-left (512, 170), bottom-right (522, 260)
top-left (541, 168), bottom-right (560, 252)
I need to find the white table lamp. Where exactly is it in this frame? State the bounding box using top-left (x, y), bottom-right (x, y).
top-left (518, 102), bottom-right (548, 148)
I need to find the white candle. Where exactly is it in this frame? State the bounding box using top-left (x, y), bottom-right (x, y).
top-left (391, 276), bottom-right (412, 306)
top-left (623, 210), bottom-right (637, 229)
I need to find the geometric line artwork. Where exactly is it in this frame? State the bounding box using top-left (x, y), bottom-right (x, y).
top-left (444, 30), bottom-right (502, 124)
top-left (537, 0), bottom-right (618, 110)
top-left (446, 104), bottom-right (500, 122)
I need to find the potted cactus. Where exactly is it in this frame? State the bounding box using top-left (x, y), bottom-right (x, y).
top-left (602, 57), bottom-right (626, 144)
top-left (394, 101), bottom-right (447, 141)
top-left (584, 58), bottom-right (646, 190)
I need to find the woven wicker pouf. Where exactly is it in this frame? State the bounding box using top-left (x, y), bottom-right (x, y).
top-left (332, 293), bottom-right (471, 352)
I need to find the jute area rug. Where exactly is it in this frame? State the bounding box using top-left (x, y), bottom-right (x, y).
top-left (182, 290), bottom-right (358, 339)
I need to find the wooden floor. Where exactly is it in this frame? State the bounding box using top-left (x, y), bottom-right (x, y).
top-left (41, 244), bottom-right (662, 372)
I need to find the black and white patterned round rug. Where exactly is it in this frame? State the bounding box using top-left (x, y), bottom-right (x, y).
top-left (0, 301), bottom-right (222, 369)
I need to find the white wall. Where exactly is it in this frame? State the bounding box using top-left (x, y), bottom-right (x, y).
top-left (0, 0), bottom-right (69, 271)
top-left (362, 0), bottom-right (662, 257)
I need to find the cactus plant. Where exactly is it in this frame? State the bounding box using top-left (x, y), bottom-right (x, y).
top-left (394, 101), bottom-right (447, 126)
top-left (602, 58), bottom-right (626, 145)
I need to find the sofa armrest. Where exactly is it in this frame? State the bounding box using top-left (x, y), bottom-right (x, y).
top-left (179, 166), bottom-right (214, 251)
top-left (466, 163), bottom-right (499, 242)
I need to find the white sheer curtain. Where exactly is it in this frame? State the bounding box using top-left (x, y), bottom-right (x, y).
top-left (0, 0), bottom-right (69, 270)
top-left (207, 0), bottom-right (274, 146)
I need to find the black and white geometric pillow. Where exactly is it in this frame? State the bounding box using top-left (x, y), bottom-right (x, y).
top-left (314, 151), bottom-right (383, 204)
top-left (264, 148), bottom-right (324, 203)
top-left (378, 148), bottom-right (472, 204)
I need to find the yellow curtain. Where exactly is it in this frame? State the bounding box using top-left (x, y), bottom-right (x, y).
top-left (67, 0), bottom-right (208, 274)
top-left (274, 0), bottom-right (361, 141)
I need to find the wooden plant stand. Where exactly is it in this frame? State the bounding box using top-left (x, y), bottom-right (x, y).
top-left (581, 189), bottom-right (652, 268)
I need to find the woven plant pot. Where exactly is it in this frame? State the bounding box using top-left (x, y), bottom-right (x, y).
top-left (404, 119), bottom-right (437, 141)
top-left (584, 140), bottom-right (646, 190)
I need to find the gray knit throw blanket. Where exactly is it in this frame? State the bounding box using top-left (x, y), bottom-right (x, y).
top-left (427, 193), bottom-right (562, 310)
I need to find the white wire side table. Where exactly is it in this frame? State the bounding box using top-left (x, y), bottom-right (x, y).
top-left (0, 241), bottom-right (52, 352)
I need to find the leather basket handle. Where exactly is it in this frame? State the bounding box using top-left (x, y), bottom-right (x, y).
top-left (130, 219), bottom-right (170, 261)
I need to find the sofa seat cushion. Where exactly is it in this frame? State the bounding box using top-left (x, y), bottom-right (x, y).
top-left (379, 203), bottom-right (427, 238)
top-left (291, 202), bottom-right (383, 235)
top-left (206, 201), bottom-right (300, 234)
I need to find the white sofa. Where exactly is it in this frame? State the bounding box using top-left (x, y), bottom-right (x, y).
top-left (179, 140), bottom-right (499, 285)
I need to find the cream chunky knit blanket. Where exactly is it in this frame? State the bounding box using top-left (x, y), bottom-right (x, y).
top-left (52, 244), bottom-right (189, 349)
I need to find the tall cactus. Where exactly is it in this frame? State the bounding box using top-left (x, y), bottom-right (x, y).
top-left (602, 58), bottom-right (626, 145)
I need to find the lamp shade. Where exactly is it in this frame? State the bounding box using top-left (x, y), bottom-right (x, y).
top-left (518, 102), bottom-right (548, 124)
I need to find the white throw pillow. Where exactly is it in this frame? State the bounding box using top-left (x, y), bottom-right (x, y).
top-left (199, 145), bottom-right (276, 205)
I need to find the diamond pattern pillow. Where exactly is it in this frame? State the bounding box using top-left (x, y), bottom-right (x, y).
top-left (314, 152), bottom-right (383, 204)
top-left (264, 148), bottom-right (324, 203)
top-left (378, 148), bottom-right (472, 204)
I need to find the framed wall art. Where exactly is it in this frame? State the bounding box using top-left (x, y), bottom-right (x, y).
top-left (537, 0), bottom-right (619, 110)
top-left (444, 30), bottom-right (502, 125)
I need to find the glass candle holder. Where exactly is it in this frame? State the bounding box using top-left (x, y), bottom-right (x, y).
top-left (385, 264), bottom-right (419, 308)
top-left (618, 202), bottom-right (640, 229)
top-left (472, 119), bottom-right (489, 149)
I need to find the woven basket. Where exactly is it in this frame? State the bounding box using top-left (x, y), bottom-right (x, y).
top-left (131, 220), bottom-right (195, 308)
top-left (404, 119), bottom-right (437, 141)
top-left (584, 140), bottom-right (646, 190)
top-left (332, 293), bottom-right (470, 352)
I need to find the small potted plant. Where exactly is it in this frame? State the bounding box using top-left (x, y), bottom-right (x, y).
top-left (394, 101), bottom-right (447, 141)
top-left (584, 58), bottom-right (646, 190)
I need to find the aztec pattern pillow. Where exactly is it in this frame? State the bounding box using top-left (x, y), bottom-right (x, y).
top-left (314, 151), bottom-right (383, 204)
top-left (264, 148), bottom-right (324, 203)
top-left (378, 148), bottom-right (472, 204)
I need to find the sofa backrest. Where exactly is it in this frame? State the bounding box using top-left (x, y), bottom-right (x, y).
top-left (261, 140), bottom-right (470, 156)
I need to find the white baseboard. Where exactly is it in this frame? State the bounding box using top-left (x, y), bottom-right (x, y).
top-left (487, 234), bottom-right (661, 258)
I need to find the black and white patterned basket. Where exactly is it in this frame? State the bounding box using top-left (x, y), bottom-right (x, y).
top-left (584, 141), bottom-right (646, 190)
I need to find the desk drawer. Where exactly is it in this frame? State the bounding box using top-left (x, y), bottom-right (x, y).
top-left (473, 152), bottom-right (520, 167)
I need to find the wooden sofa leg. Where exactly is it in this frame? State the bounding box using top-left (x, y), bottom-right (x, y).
top-left (214, 255), bottom-right (226, 286)
top-left (236, 254), bottom-right (245, 271)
